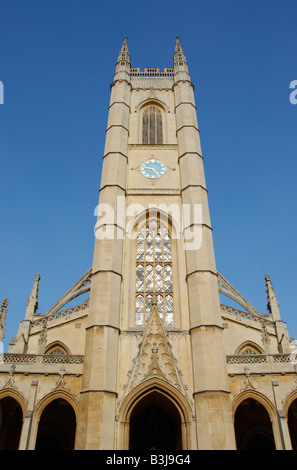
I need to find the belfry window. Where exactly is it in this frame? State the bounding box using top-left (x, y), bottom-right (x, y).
top-left (135, 219), bottom-right (173, 326)
top-left (142, 106), bottom-right (163, 144)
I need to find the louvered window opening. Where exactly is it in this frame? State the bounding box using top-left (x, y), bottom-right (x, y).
top-left (142, 106), bottom-right (163, 144)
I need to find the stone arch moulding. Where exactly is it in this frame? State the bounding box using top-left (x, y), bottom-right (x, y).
top-left (34, 389), bottom-right (79, 423)
top-left (137, 99), bottom-right (168, 145)
top-left (231, 388), bottom-right (284, 449)
top-left (44, 341), bottom-right (71, 355)
top-left (136, 98), bottom-right (169, 114)
top-left (283, 388), bottom-right (297, 450)
top-left (231, 389), bottom-right (277, 422)
top-left (28, 389), bottom-right (79, 450)
top-left (116, 377), bottom-right (195, 450)
top-left (0, 388), bottom-right (27, 418)
top-left (235, 341), bottom-right (265, 355)
top-left (282, 388), bottom-right (297, 417)
top-left (126, 207), bottom-right (180, 242)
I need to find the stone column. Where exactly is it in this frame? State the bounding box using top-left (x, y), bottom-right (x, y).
top-left (174, 37), bottom-right (236, 450)
top-left (18, 378), bottom-right (39, 450)
top-left (75, 39), bottom-right (131, 449)
top-left (265, 275), bottom-right (291, 353)
top-left (271, 380), bottom-right (292, 450)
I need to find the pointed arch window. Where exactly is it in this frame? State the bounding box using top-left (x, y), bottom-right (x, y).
top-left (45, 343), bottom-right (69, 356)
top-left (142, 106), bottom-right (163, 144)
top-left (135, 219), bottom-right (173, 326)
top-left (237, 343), bottom-right (263, 355)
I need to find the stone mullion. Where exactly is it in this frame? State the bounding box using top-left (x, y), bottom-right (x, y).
top-left (161, 239), bottom-right (166, 322)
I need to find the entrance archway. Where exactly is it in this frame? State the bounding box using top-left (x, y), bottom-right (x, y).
top-left (287, 398), bottom-right (297, 449)
top-left (234, 398), bottom-right (275, 450)
top-left (0, 396), bottom-right (23, 449)
top-left (129, 391), bottom-right (182, 450)
top-left (35, 398), bottom-right (76, 450)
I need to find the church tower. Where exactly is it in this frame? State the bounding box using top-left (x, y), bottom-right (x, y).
top-left (75, 36), bottom-right (236, 450)
top-left (1, 37), bottom-right (296, 451)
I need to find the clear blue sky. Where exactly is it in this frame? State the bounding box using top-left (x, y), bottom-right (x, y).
top-left (0, 0), bottom-right (296, 351)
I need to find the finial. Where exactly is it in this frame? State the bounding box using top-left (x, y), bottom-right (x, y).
top-left (151, 293), bottom-right (158, 307)
top-left (0, 298), bottom-right (8, 342)
top-left (265, 274), bottom-right (281, 321)
top-left (1, 298), bottom-right (8, 309)
top-left (121, 36), bottom-right (129, 51)
top-left (25, 273), bottom-right (41, 320)
top-left (117, 36), bottom-right (130, 64)
top-left (174, 36), bottom-right (188, 72)
top-left (175, 35), bottom-right (183, 52)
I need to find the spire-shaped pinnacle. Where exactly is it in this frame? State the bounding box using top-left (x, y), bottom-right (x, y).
top-left (174, 36), bottom-right (186, 57)
top-left (265, 274), bottom-right (291, 353)
top-left (175, 36), bottom-right (183, 53)
top-left (117, 36), bottom-right (130, 64)
top-left (0, 298), bottom-right (8, 342)
top-left (25, 274), bottom-right (40, 320)
top-left (121, 36), bottom-right (129, 53)
top-left (265, 274), bottom-right (281, 321)
top-left (173, 36), bottom-right (188, 75)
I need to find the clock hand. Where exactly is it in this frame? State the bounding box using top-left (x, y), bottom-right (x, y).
top-left (146, 166), bottom-right (158, 174)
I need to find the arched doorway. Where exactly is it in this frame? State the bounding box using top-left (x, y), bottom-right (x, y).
top-left (0, 396), bottom-right (23, 449)
top-left (35, 398), bottom-right (76, 450)
top-left (287, 398), bottom-right (297, 449)
top-left (234, 398), bottom-right (275, 450)
top-left (129, 391), bottom-right (182, 450)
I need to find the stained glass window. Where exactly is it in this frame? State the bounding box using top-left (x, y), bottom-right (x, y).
top-left (135, 219), bottom-right (174, 326)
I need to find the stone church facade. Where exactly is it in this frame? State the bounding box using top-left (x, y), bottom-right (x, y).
top-left (0, 38), bottom-right (296, 450)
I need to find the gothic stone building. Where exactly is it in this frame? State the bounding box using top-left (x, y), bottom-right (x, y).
top-left (0, 38), bottom-right (297, 451)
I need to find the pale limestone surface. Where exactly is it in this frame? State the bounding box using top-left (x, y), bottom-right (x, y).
top-left (0, 38), bottom-right (296, 450)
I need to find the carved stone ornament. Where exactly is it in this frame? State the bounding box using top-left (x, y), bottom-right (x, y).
top-left (0, 364), bottom-right (16, 391)
top-left (240, 366), bottom-right (257, 392)
top-left (38, 318), bottom-right (48, 345)
top-left (260, 319), bottom-right (271, 345)
top-left (0, 364), bottom-right (25, 401)
top-left (52, 365), bottom-right (70, 393)
top-left (0, 298), bottom-right (8, 342)
top-left (118, 305), bottom-right (192, 410)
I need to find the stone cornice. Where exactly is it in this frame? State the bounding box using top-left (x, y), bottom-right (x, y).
top-left (128, 144), bottom-right (178, 150)
top-left (126, 188), bottom-right (180, 196)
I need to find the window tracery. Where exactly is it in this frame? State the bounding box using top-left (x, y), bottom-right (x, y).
top-left (135, 219), bottom-right (173, 326)
top-left (142, 106), bottom-right (163, 144)
top-left (45, 344), bottom-right (68, 356)
top-left (238, 343), bottom-right (263, 355)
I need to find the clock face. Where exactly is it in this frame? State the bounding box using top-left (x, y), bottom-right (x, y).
top-left (140, 159), bottom-right (166, 179)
